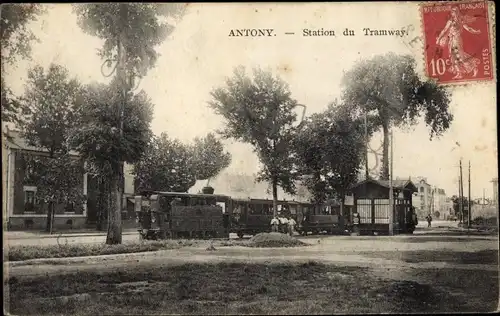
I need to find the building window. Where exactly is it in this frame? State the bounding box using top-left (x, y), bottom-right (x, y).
top-left (419, 187), bottom-right (424, 193)
top-left (23, 186), bottom-right (37, 213)
top-left (64, 203), bottom-right (75, 214)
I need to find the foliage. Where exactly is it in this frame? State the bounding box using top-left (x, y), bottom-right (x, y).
top-left (72, 3), bottom-right (186, 78)
top-left (0, 4), bottom-right (45, 64)
top-left (17, 63), bottom-right (85, 215)
top-left (341, 53), bottom-right (453, 179)
top-left (72, 81), bottom-right (154, 176)
top-left (293, 102), bottom-right (373, 204)
top-left (209, 66), bottom-right (302, 202)
top-left (134, 133), bottom-right (197, 193)
top-left (191, 132), bottom-right (231, 182)
top-left (134, 132), bottom-right (231, 193)
top-left (1, 4), bottom-right (46, 124)
top-left (19, 64), bottom-right (82, 155)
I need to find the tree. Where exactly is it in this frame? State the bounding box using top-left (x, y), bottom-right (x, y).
top-left (1, 4), bottom-right (46, 125)
top-left (294, 102), bottom-right (375, 204)
top-left (20, 64), bottom-right (82, 155)
top-left (134, 133), bottom-right (197, 193)
top-left (73, 3), bottom-right (186, 244)
top-left (134, 132), bottom-right (232, 194)
top-left (210, 66), bottom-right (302, 216)
top-left (341, 53), bottom-right (453, 180)
top-left (18, 63), bottom-right (84, 232)
top-left (72, 81), bottom-right (153, 241)
top-left (192, 133), bottom-right (232, 187)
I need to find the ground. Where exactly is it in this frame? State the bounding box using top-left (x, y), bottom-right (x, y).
top-left (4, 221), bottom-right (499, 315)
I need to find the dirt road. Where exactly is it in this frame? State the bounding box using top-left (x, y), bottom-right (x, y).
top-left (6, 233), bottom-right (498, 279)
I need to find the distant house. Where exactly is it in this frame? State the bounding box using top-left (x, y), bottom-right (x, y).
top-left (2, 126), bottom-right (135, 230)
top-left (413, 177), bottom-right (432, 219)
top-left (189, 172), bottom-right (311, 202)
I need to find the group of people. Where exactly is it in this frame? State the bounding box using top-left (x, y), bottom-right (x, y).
top-left (270, 215), bottom-right (297, 236)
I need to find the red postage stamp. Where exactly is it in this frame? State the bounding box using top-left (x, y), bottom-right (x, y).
top-left (421, 1), bottom-right (493, 84)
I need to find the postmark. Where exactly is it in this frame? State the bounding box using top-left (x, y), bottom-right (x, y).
top-left (420, 1), bottom-right (493, 84)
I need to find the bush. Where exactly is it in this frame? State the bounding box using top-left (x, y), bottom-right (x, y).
top-left (7, 240), bottom-right (198, 261)
top-left (471, 216), bottom-right (498, 227)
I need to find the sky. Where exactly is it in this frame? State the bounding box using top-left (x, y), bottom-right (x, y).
top-left (5, 3), bottom-right (498, 199)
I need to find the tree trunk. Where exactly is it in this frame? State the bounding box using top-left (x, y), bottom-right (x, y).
top-left (106, 166), bottom-right (123, 244)
top-left (45, 201), bottom-right (54, 233)
top-left (272, 176), bottom-right (278, 217)
top-left (313, 171), bottom-right (322, 204)
top-left (380, 120), bottom-right (390, 180)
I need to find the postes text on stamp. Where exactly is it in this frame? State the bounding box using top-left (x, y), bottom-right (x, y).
top-left (421, 1), bottom-right (493, 84)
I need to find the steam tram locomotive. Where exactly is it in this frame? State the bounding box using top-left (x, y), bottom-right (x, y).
top-left (135, 191), bottom-right (351, 240)
top-left (135, 191), bottom-right (232, 240)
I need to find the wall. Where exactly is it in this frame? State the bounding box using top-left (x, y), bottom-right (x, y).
top-left (8, 216), bottom-right (87, 231)
top-left (124, 163), bottom-right (135, 195)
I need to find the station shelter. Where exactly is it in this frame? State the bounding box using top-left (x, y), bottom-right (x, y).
top-left (349, 178), bottom-right (418, 235)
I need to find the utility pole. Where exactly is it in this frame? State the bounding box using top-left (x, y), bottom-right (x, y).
top-left (459, 160), bottom-right (464, 224)
top-left (364, 112), bottom-right (369, 180)
top-left (388, 129), bottom-right (394, 236)
top-left (468, 161), bottom-right (471, 228)
top-left (430, 187), bottom-right (435, 217)
top-left (483, 188), bottom-right (486, 212)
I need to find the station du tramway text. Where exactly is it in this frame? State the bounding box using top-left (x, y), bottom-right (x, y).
top-left (227, 28), bottom-right (411, 37)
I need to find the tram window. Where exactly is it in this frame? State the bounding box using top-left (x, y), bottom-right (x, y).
top-left (234, 203), bottom-right (245, 214)
top-left (264, 204), bottom-right (273, 215)
top-left (330, 206), bottom-right (340, 216)
top-left (289, 205), bottom-right (297, 215)
top-left (254, 204), bottom-right (264, 215)
top-left (216, 202), bottom-right (226, 213)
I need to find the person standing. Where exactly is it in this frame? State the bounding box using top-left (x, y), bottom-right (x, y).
top-left (426, 214), bottom-right (432, 227)
top-left (279, 216), bottom-right (288, 234)
top-left (270, 216), bottom-right (279, 232)
top-left (287, 216), bottom-right (297, 237)
top-left (352, 211), bottom-right (361, 235)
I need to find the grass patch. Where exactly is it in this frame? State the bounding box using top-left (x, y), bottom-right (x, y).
top-left (7, 239), bottom-right (200, 261)
top-left (7, 261), bottom-right (490, 315)
top-left (354, 249), bottom-right (499, 265)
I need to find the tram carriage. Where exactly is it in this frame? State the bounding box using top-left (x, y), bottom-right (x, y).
top-left (135, 191), bottom-right (232, 240)
top-left (296, 200), bottom-right (350, 236)
top-left (231, 198), bottom-right (303, 238)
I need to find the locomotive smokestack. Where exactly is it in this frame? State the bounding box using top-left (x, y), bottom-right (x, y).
top-left (202, 186), bottom-right (215, 194)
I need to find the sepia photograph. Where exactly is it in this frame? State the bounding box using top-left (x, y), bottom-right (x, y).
top-left (2, 1), bottom-right (498, 315)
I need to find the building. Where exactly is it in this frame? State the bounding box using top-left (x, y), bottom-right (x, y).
top-left (431, 188), bottom-right (448, 219)
top-left (2, 126), bottom-right (135, 230)
top-left (413, 177), bottom-right (432, 219)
